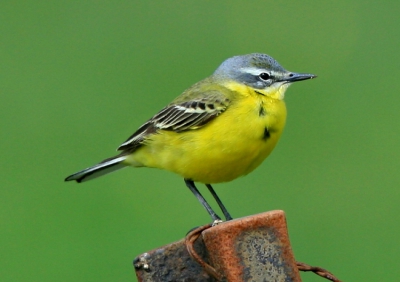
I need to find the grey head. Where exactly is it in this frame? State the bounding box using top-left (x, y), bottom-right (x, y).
top-left (214, 53), bottom-right (316, 90)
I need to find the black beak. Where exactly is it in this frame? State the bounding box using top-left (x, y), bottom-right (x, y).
top-left (282, 72), bottom-right (317, 83)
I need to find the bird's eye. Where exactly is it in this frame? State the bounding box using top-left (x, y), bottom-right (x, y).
top-left (259, 73), bottom-right (271, 80)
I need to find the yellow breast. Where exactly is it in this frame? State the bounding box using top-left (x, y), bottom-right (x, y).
top-left (128, 83), bottom-right (287, 184)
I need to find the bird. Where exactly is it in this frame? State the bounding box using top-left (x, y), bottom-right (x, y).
top-left (65, 53), bottom-right (316, 222)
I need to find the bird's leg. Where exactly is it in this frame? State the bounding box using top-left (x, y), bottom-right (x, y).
top-left (206, 184), bottom-right (233, 221)
top-left (184, 179), bottom-right (221, 222)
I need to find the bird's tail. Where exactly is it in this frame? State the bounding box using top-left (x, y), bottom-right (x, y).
top-left (65, 154), bottom-right (128, 183)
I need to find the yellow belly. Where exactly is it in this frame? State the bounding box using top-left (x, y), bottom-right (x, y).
top-left (126, 93), bottom-right (286, 184)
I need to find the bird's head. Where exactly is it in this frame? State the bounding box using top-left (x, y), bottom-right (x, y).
top-left (214, 53), bottom-right (316, 100)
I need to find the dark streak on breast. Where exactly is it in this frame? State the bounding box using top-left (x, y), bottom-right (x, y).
top-left (259, 105), bottom-right (266, 116)
top-left (263, 127), bottom-right (270, 140)
top-left (255, 90), bottom-right (266, 96)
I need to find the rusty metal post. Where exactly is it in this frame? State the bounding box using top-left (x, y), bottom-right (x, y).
top-left (202, 210), bottom-right (300, 281)
top-left (134, 210), bottom-right (301, 281)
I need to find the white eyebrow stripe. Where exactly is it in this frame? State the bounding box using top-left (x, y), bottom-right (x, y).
top-left (240, 67), bottom-right (265, 76)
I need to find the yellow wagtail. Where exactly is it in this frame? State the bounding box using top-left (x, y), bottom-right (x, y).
top-left (65, 53), bottom-right (316, 222)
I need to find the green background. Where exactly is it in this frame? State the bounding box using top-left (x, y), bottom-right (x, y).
top-left (1, 1), bottom-right (399, 281)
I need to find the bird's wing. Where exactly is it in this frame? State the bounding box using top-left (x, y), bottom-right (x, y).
top-left (117, 91), bottom-right (231, 152)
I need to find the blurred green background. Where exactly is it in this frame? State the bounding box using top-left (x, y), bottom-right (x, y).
top-left (1, 1), bottom-right (399, 281)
